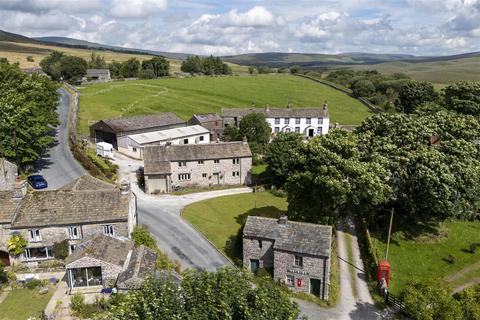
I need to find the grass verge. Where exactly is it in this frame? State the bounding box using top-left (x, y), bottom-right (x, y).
top-left (344, 233), bottom-right (358, 298)
top-left (0, 287), bottom-right (55, 319)
top-left (171, 184), bottom-right (246, 195)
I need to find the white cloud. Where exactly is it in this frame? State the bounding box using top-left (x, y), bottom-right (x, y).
top-left (110, 0), bottom-right (168, 18)
top-left (225, 6), bottom-right (275, 27)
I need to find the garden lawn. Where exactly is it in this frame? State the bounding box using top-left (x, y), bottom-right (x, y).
top-left (77, 74), bottom-right (371, 135)
top-left (182, 191), bottom-right (287, 263)
top-left (0, 287), bottom-right (54, 320)
top-left (370, 220), bottom-right (480, 295)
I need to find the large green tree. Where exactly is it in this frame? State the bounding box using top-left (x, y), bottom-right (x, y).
top-left (444, 81), bottom-right (480, 116)
top-left (141, 56), bottom-right (170, 77)
top-left (121, 58), bottom-right (140, 78)
top-left (40, 51), bottom-right (87, 82)
top-left (88, 52), bottom-right (107, 69)
top-left (286, 130), bottom-right (391, 225)
top-left (0, 62), bottom-right (59, 168)
top-left (239, 113), bottom-right (271, 160)
top-left (264, 132), bottom-right (303, 187)
top-left (396, 80), bottom-right (438, 113)
top-left (107, 268), bottom-right (299, 320)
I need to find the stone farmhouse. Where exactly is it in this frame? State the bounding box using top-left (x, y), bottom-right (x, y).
top-left (222, 104), bottom-right (330, 137)
top-left (243, 216), bottom-right (332, 300)
top-left (143, 141), bottom-right (252, 194)
top-left (0, 175), bottom-right (137, 267)
top-left (125, 125), bottom-right (210, 159)
top-left (188, 113), bottom-right (223, 140)
top-left (90, 112), bottom-right (185, 150)
top-left (65, 234), bottom-right (156, 292)
top-left (86, 69), bottom-right (111, 82)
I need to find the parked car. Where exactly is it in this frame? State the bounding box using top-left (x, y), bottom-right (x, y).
top-left (27, 175), bottom-right (48, 189)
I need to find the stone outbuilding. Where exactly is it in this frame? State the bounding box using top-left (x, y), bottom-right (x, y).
top-left (65, 234), bottom-right (156, 291)
top-left (86, 69), bottom-right (111, 82)
top-left (143, 141), bottom-right (252, 193)
top-left (243, 216), bottom-right (332, 300)
top-left (187, 113), bottom-right (223, 140)
top-left (89, 112), bottom-right (186, 150)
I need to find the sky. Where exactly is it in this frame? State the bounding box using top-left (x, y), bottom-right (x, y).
top-left (0, 0), bottom-right (479, 56)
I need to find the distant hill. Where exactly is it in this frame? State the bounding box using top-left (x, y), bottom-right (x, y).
top-left (0, 29), bottom-right (43, 44)
top-left (35, 36), bottom-right (190, 60)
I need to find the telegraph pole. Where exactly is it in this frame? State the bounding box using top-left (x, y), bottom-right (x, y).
top-left (385, 208), bottom-right (394, 260)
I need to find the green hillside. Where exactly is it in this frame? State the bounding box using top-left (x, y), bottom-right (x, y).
top-left (77, 75), bottom-right (371, 135)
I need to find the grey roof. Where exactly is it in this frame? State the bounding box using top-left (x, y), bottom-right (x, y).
top-left (243, 216), bottom-right (332, 257)
top-left (0, 191), bottom-right (20, 224)
top-left (116, 245), bottom-right (157, 289)
top-left (86, 69), bottom-right (110, 76)
top-left (59, 175), bottom-right (116, 191)
top-left (144, 141), bottom-right (252, 175)
top-left (221, 107), bottom-right (328, 118)
top-left (129, 125), bottom-right (209, 145)
top-left (11, 189), bottom-right (130, 228)
top-left (101, 113), bottom-right (185, 133)
top-left (66, 234), bottom-right (133, 267)
top-left (190, 113), bottom-right (222, 123)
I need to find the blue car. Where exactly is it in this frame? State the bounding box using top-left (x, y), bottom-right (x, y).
top-left (27, 175), bottom-right (48, 189)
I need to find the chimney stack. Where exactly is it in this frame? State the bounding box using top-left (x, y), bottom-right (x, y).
top-left (278, 215), bottom-right (288, 225)
top-left (265, 104), bottom-right (270, 112)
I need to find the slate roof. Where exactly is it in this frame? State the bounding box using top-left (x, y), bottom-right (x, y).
top-left (0, 191), bottom-right (20, 224)
top-left (221, 107), bottom-right (328, 118)
top-left (190, 113), bottom-right (222, 123)
top-left (59, 175), bottom-right (116, 191)
top-left (11, 189), bottom-right (130, 228)
top-left (65, 234), bottom-right (133, 267)
top-left (243, 216), bottom-right (332, 257)
top-left (101, 113), bottom-right (185, 133)
top-left (116, 245), bottom-right (157, 289)
top-left (129, 125), bottom-right (209, 145)
top-left (144, 141), bottom-right (252, 175)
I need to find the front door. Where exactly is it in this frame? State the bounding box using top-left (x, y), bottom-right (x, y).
top-left (308, 129), bottom-right (315, 137)
top-left (250, 259), bottom-right (260, 274)
top-left (212, 172), bottom-right (220, 185)
top-left (310, 278), bottom-right (321, 297)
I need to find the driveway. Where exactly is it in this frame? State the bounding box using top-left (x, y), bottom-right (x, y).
top-left (113, 152), bottom-right (249, 271)
top-left (34, 88), bottom-right (84, 189)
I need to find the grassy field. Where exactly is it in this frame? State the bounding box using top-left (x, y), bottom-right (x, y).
top-left (353, 57), bottom-right (480, 84)
top-left (77, 74), bottom-right (371, 135)
top-left (182, 191), bottom-right (287, 262)
top-left (0, 287), bottom-right (55, 320)
top-left (370, 220), bottom-right (480, 294)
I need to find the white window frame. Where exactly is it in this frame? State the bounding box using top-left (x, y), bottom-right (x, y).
top-left (295, 127), bottom-right (300, 133)
top-left (306, 117), bottom-right (311, 124)
top-left (317, 127), bottom-right (322, 134)
top-left (178, 173), bottom-right (191, 181)
top-left (274, 127), bottom-right (280, 134)
top-left (318, 117), bottom-right (323, 124)
top-left (294, 255), bottom-right (303, 267)
top-left (199, 136), bottom-right (204, 141)
top-left (284, 118), bottom-right (290, 124)
top-left (103, 225), bottom-right (115, 237)
top-left (286, 275), bottom-right (295, 286)
top-left (214, 159), bottom-right (220, 164)
top-left (232, 171), bottom-right (240, 177)
top-left (132, 147), bottom-right (137, 153)
top-left (198, 160), bottom-right (204, 164)
top-left (295, 117), bottom-right (300, 124)
top-left (202, 173), bottom-right (207, 178)
top-left (24, 247), bottom-right (52, 261)
top-left (233, 158), bottom-right (240, 165)
top-left (68, 226), bottom-right (82, 240)
top-left (274, 117), bottom-right (280, 125)
top-left (28, 229), bottom-right (42, 242)
top-left (183, 138), bottom-right (189, 144)
top-left (178, 161), bottom-right (187, 167)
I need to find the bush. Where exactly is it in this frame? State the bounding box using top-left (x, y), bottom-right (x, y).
top-left (26, 56), bottom-right (34, 62)
top-left (7, 234), bottom-right (27, 256)
top-left (25, 279), bottom-right (42, 290)
top-left (447, 254), bottom-right (457, 264)
top-left (136, 167), bottom-right (145, 189)
top-left (70, 293), bottom-right (85, 314)
top-left (0, 263), bottom-right (7, 285)
top-left (470, 243), bottom-right (478, 254)
top-left (256, 267), bottom-right (273, 278)
top-left (52, 239), bottom-right (69, 260)
top-left (131, 226), bottom-right (157, 250)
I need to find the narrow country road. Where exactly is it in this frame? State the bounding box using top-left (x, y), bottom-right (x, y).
top-left (34, 88), bottom-right (84, 189)
top-left (113, 152), bottom-right (248, 271)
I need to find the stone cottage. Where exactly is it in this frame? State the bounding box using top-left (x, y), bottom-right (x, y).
top-left (143, 141), bottom-right (252, 194)
top-left (65, 234), bottom-right (157, 291)
top-left (0, 175), bottom-right (137, 267)
top-left (243, 216), bottom-right (332, 300)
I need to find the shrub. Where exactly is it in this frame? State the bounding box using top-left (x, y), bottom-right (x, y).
top-left (136, 167), bottom-right (145, 189)
top-left (25, 278), bottom-right (42, 289)
top-left (447, 254), bottom-right (457, 264)
top-left (131, 226), bottom-right (157, 250)
top-left (52, 239), bottom-right (69, 260)
top-left (256, 267), bottom-right (272, 278)
top-left (26, 56), bottom-right (35, 62)
top-left (0, 262), bottom-right (7, 285)
top-left (470, 243), bottom-right (478, 254)
top-left (7, 234), bottom-right (27, 256)
top-left (70, 293), bottom-right (85, 314)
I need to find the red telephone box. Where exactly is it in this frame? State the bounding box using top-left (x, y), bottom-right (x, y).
top-left (297, 278), bottom-right (302, 288)
top-left (377, 260), bottom-right (391, 287)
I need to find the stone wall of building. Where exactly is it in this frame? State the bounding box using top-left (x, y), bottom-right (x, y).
top-left (0, 224), bottom-right (11, 252)
top-left (66, 256), bottom-right (125, 287)
top-left (273, 250), bottom-right (330, 300)
top-left (170, 156), bottom-right (252, 189)
top-left (242, 237), bottom-right (274, 270)
top-left (0, 159), bottom-right (17, 190)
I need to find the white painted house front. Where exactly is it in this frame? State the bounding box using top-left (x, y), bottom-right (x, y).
top-left (222, 105), bottom-right (330, 138)
top-left (123, 125), bottom-right (210, 159)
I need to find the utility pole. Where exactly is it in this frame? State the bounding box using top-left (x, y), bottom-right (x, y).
top-left (385, 208), bottom-right (394, 260)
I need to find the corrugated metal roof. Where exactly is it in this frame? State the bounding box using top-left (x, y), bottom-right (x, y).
top-left (129, 125), bottom-right (209, 145)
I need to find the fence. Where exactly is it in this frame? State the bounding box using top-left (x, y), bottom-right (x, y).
top-left (294, 74), bottom-right (383, 114)
top-left (385, 291), bottom-right (406, 314)
top-left (63, 82), bottom-right (79, 144)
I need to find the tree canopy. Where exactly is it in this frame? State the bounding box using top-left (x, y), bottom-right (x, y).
top-left (239, 113), bottom-right (271, 162)
top-left (0, 62), bottom-right (59, 168)
top-left (40, 51), bottom-right (87, 82)
top-left (443, 81), bottom-right (480, 116)
top-left (141, 56), bottom-right (170, 77)
top-left (181, 55), bottom-right (232, 75)
top-left (106, 268), bottom-right (300, 320)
